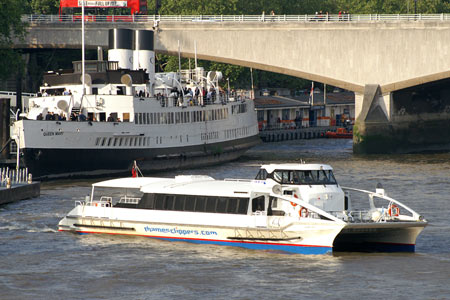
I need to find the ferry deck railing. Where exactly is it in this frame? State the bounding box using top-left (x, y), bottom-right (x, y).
top-left (118, 196), bottom-right (140, 204)
top-left (338, 187), bottom-right (424, 223)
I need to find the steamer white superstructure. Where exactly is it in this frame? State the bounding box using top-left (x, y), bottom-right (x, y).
top-left (59, 163), bottom-right (427, 254)
top-left (11, 29), bottom-right (259, 179)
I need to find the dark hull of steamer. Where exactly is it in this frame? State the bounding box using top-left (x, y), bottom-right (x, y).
top-left (21, 135), bottom-right (261, 180)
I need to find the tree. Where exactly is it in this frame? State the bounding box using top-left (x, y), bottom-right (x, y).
top-left (29, 0), bottom-right (60, 14)
top-left (0, 0), bottom-right (28, 81)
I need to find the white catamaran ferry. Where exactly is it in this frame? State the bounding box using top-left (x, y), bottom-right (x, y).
top-left (58, 163), bottom-right (427, 254)
top-left (11, 28), bottom-right (259, 179)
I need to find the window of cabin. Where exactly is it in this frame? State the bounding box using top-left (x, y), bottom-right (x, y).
top-left (255, 169), bottom-right (268, 180)
top-left (252, 195), bottom-right (266, 212)
top-left (110, 113), bottom-right (118, 122)
top-left (184, 195), bottom-right (195, 211)
top-left (205, 197), bottom-right (217, 212)
top-left (216, 197), bottom-right (227, 213)
top-left (226, 198), bottom-right (238, 213)
top-left (164, 195), bottom-right (174, 210)
top-left (139, 193), bottom-right (155, 209)
top-left (154, 194), bottom-right (165, 210)
top-left (238, 198), bottom-right (249, 214)
top-left (174, 195), bottom-right (185, 210)
top-left (99, 112), bottom-right (106, 122)
top-left (195, 196), bottom-right (206, 212)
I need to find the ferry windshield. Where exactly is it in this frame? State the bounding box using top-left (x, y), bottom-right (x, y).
top-left (269, 169), bottom-right (337, 185)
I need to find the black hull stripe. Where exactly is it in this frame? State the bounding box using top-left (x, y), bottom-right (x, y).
top-left (22, 135), bottom-right (261, 179)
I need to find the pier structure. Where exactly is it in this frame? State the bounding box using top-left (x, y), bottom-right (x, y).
top-left (0, 167), bottom-right (40, 206)
top-left (13, 14), bottom-right (450, 153)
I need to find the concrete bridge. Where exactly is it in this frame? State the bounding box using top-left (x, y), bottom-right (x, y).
top-left (16, 15), bottom-right (450, 153)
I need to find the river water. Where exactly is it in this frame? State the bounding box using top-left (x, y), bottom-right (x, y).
top-left (1, 139), bottom-right (449, 299)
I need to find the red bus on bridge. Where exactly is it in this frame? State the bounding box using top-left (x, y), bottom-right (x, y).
top-left (59, 0), bottom-right (147, 16)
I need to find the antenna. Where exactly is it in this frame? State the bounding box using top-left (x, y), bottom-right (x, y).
top-left (194, 40), bottom-right (198, 69)
top-left (81, 0), bottom-right (85, 96)
top-left (178, 40), bottom-right (181, 73)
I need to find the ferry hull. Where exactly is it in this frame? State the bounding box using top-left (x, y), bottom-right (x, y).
top-left (21, 135), bottom-right (261, 179)
top-left (58, 214), bottom-right (344, 255)
top-left (333, 222), bottom-right (427, 252)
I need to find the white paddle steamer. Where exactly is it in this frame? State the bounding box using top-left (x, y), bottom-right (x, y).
top-left (11, 29), bottom-right (259, 179)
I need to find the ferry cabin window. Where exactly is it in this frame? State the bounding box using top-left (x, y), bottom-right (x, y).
top-left (216, 197), bottom-right (227, 213)
top-left (136, 193), bottom-right (249, 214)
top-left (269, 170), bottom-right (337, 185)
top-left (252, 195), bottom-right (265, 212)
top-left (255, 169), bottom-right (268, 180)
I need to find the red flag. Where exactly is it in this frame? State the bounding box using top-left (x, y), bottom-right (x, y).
top-left (131, 162), bottom-right (137, 177)
top-left (309, 82), bottom-right (314, 105)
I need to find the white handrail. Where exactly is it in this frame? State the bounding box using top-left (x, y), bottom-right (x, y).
top-left (342, 186), bottom-right (423, 220)
top-left (24, 14), bottom-right (450, 24)
top-left (273, 193), bottom-right (346, 224)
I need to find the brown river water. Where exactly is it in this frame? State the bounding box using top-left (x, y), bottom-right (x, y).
top-left (1, 139), bottom-right (449, 299)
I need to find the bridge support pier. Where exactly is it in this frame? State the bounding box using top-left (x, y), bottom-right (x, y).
top-left (354, 81), bottom-right (450, 154)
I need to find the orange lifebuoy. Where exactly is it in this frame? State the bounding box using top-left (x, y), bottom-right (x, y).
top-left (299, 207), bottom-right (309, 218)
top-left (291, 201), bottom-right (297, 207)
top-left (388, 204), bottom-right (400, 217)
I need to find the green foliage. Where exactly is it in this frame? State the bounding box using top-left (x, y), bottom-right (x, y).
top-left (29, 0), bottom-right (60, 14)
top-left (147, 0), bottom-right (239, 15)
top-left (0, 0), bottom-right (28, 81)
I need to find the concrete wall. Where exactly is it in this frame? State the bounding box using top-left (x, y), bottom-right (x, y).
top-left (353, 79), bottom-right (450, 153)
top-left (0, 182), bottom-right (40, 206)
top-left (21, 21), bottom-right (450, 94)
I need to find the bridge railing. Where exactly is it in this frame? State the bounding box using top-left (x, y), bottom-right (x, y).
top-left (23, 14), bottom-right (450, 24)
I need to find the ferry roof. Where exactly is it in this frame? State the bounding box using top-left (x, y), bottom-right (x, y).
top-left (140, 178), bottom-right (272, 197)
top-left (261, 163), bottom-right (333, 173)
top-left (92, 177), bottom-right (169, 189)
